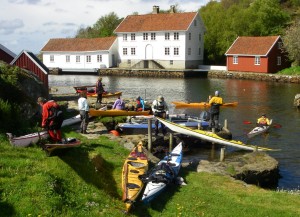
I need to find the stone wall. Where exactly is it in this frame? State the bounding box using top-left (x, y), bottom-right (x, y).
top-left (208, 70), bottom-right (300, 83)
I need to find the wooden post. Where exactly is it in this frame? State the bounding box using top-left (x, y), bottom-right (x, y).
top-left (169, 133), bottom-right (173, 152)
top-left (148, 119), bottom-right (152, 151)
top-left (220, 147), bottom-right (225, 162)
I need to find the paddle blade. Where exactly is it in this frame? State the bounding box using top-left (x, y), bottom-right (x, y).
top-left (243, 121), bottom-right (252, 124)
top-left (273, 123), bottom-right (282, 128)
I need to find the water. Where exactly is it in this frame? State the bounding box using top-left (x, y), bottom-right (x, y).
top-left (49, 74), bottom-right (300, 189)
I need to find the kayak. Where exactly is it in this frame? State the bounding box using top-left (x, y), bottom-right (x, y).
top-left (157, 118), bottom-right (276, 151)
top-left (122, 142), bottom-right (148, 212)
top-left (73, 86), bottom-right (122, 98)
top-left (172, 101), bottom-right (238, 108)
top-left (140, 142), bottom-right (183, 203)
top-left (43, 138), bottom-right (81, 156)
top-left (247, 120), bottom-right (273, 138)
top-left (6, 131), bottom-right (49, 147)
top-left (89, 109), bottom-right (150, 117)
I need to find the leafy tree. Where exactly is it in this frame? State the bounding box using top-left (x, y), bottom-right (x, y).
top-left (282, 20), bottom-right (300, 66)
top-left (75, 12), bottom-right (122, 38)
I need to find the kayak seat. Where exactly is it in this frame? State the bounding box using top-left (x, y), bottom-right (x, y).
top-left (127, 183), bottom-right (140, 189)
top-left (130, 169), bottom-right (139, 174)
top-left (128, 157), bottom-right (137, 160)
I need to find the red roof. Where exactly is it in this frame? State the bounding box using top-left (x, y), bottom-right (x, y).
top-left (114, 12), bottom-right (198, 33)
top-left (41, 36), bottom-right (117, 52)
top-left (225, 36), bottom-right (280, 56)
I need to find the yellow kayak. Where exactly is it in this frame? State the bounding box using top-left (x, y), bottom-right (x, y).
top-left (172, 101), bottom-right (238, 108)
top-left (88, 91), bottom-right (122, 98)
top-left (89, 109), bottom-right (150, 117)
top-left (122, 142), bottom-right (148, 213)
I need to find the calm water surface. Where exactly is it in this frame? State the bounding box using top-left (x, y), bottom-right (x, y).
top-left (49, 75), bottom-right (300, 189)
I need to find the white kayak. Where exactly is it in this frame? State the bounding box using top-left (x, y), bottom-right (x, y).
top-left (247, 119), bottom-right (273, 138)
top-left (141, 142), bottom-right (183, 203)
top-left (157, 118), bottom-right (275, 151)
top-left (6, 131), bottom-right (49, 147)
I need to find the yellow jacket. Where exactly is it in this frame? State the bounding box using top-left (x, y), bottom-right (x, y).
top-left (257, 117), bottom-right (270, 126)
top-left (209, 96), bottom-right (223, 105)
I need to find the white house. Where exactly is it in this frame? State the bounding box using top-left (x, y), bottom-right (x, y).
top-left (40, 36), bottom-right (118, 72)
top-left (114, 5), bottom-right (206, 69)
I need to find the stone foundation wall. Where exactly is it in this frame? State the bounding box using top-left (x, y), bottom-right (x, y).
top-left (208, 70), bottom-right (300, 83)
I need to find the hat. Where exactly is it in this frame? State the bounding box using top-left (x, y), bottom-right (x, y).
top-left (215, 90), bottom-right (219, 96)
top-left (37, 97), bottom-right (46, 103)
top-left (262, 114), bottom-right (266, 117)
top-left (157, 95), bottom-right (164, 102)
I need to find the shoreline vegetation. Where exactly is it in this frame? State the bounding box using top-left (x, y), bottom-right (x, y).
top-left (1, 65), bottom-right (300, 216)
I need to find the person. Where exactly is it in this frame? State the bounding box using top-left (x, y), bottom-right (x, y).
top-left (257, 114), bottom-right (270, 127)
top-left (96, 77), bottom-right (105, 104)
top-left (152, 95), bottom-right (169, 136)
top-left (208, 90), bottom-right (223, 130)
top-left (37, 97), bottom-right (64, 143)
top-left (136, 96), bottom-right (145, 111)
top-left (78, 91), bottom-right (89, 134)
top-left (112, 96), bottom-right (125, 110)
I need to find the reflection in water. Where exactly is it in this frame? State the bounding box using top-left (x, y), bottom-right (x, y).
top-left (49, 75), bottom-right (300, 189)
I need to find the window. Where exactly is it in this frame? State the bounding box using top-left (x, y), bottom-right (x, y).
top-left (76, 56), bottom-right (80, 63)
top-left (277, 56), bottom-right (281, 65)
top-left (174, 47), bottom-right (179, 56)
top-left (188, 33), bottom-right (191, 40)
top-left (170, 60), bottom-right (173, 65)
top-left (165, 32), bottom-right (170, 40)
top-left (198, 48), bottom-right (201, 56)
top-left (143, 33), bottom-right (148, 40)
top-left (233, 56), bottom-right (238, 64)
top-left (86, 55), bottom-right (91, 63)
top-left (127, 59), bottom-right (131, 64)
top-left (254, 56), bottom-right (260, 65)
top-left (131, 33), bottom-right (135, 41)
top-left (151, 33), bottom-right (156, 40)
top-left (131, 48), bottom-right (136, 55)
top-left (97, 55), bottom-right (102, 62)
top-left (165, 47), bottom-right (170, 55)
top-left (50, 55), bottom-right (54, 62)
top-left (278, 42), bottom-right (283, 49)
top-left (188, 48), bottom-right (191, 55)
top-left (194, 20), bottom-right (197, 26)
top-left (174, 32), bottom-right (179, 40)
top-left (123, 48), bottom-right (127, 55)
top-left (123, 34), bottom-right (127, 41)
top-left (199, 34), bottom-right (201, 41)
top-left (66, 55), bottom-right (70, 63)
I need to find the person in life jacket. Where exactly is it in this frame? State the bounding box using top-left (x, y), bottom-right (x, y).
top-left (151, 95), bottom-right (169, 136)
top-left (37, 97), bottom-right (64, 143)
top-left (95, 77), bottom-right (105, 104)
top-left (136, 96), bottom-right (145, 111)
top-left (208, 90), bottom-right (223, 130)
top-left (257, 114), bottom-right (270, 127)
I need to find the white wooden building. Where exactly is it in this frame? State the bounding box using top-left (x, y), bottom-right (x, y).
top-left (114, 5), bottom-right (206, 69)
top-left (40, 36), bottom-right (118, 72)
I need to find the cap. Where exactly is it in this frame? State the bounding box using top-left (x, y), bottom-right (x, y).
top-left (215, 90), bottom-right (219, 96)
top-left (157, 95), bottom-right (164, 102)
top-left (37, 97), bottom-right (46, 103)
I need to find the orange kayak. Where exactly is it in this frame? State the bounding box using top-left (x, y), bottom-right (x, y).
top-left (172, 101), bottom-right (238, 108)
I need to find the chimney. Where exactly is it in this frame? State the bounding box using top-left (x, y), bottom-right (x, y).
top-left (170, 5), bottom-right (175, 13)
top-left (152, 5), bottom-right (159, 14)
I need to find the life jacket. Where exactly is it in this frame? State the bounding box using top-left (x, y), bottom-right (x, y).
top-left (154, 101), bottom-right (166, 112)
top-left (257, 117), bottom-right (269, 125)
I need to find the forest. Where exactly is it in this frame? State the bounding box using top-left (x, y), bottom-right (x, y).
top-left (75, 0), bottom-right (300, 66)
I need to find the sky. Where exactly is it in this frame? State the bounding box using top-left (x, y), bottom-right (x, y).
top-left (0, 0), bottom-right (209, 55)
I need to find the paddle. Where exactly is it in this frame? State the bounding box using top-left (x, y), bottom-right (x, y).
top-left (243, 120), bottom-right (252, 124)
top-left (273, 123), bottom-right (282, 128)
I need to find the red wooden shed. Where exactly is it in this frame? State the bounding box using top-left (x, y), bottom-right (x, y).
top-left (225, 36), bottom-right (290, 73)
top-left (11, 50), bottom-right (49, 89)
top-left (0, 44), bottom-right (16, 64)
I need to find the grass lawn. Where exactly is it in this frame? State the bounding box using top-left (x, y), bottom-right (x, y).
top-left (0, 130), bottom-right (299, 217)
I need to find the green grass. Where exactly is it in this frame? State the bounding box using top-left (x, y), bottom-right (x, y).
top-left (277, 66), bottom-right (300, 75)
top-left (0, 131), bottom-right (300, 217)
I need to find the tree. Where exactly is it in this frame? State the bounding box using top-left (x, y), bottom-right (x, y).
top-left (282, 20), bottom-right (300, 66)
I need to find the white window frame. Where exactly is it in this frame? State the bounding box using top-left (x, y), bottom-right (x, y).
top-left (165, 47), bottom-right (170, 56)
top-left (66, 55), bottom-right (70, 63)
top-left (174, 47), bottom-right (179, 56)
top-left (131, 33), bottom-right (135, 41)
top-left (254, 56), bottom-right (260, 65)
top-left (174, 32), bottom-right (179, 40)
top-left (123, 48), bottom-right (128, 56)
top-left (143, 33), bottom-right (148, 40)
top-left (170, 60), bottom-right (173, 65)
top-left (233, 56), bottom-right (238, 64)
top-left (50, 55), bottom-right (54, 62)
top-left (131, 47), bottom-right (136, 55)
top-left (123, 34), bottom-right (127, 41)
top-left (97, 55), bottom-right (102, 62)
top-left (76, 56), bottom-right (80, 63)
top-left (277, 56), bottom-right (281, 65)
top-left (86, 55), bottom-right (91, 63)
top-left (165, 32), bottom-right (170, 40)
top-left (151, 33), bottom-right (156, 40)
